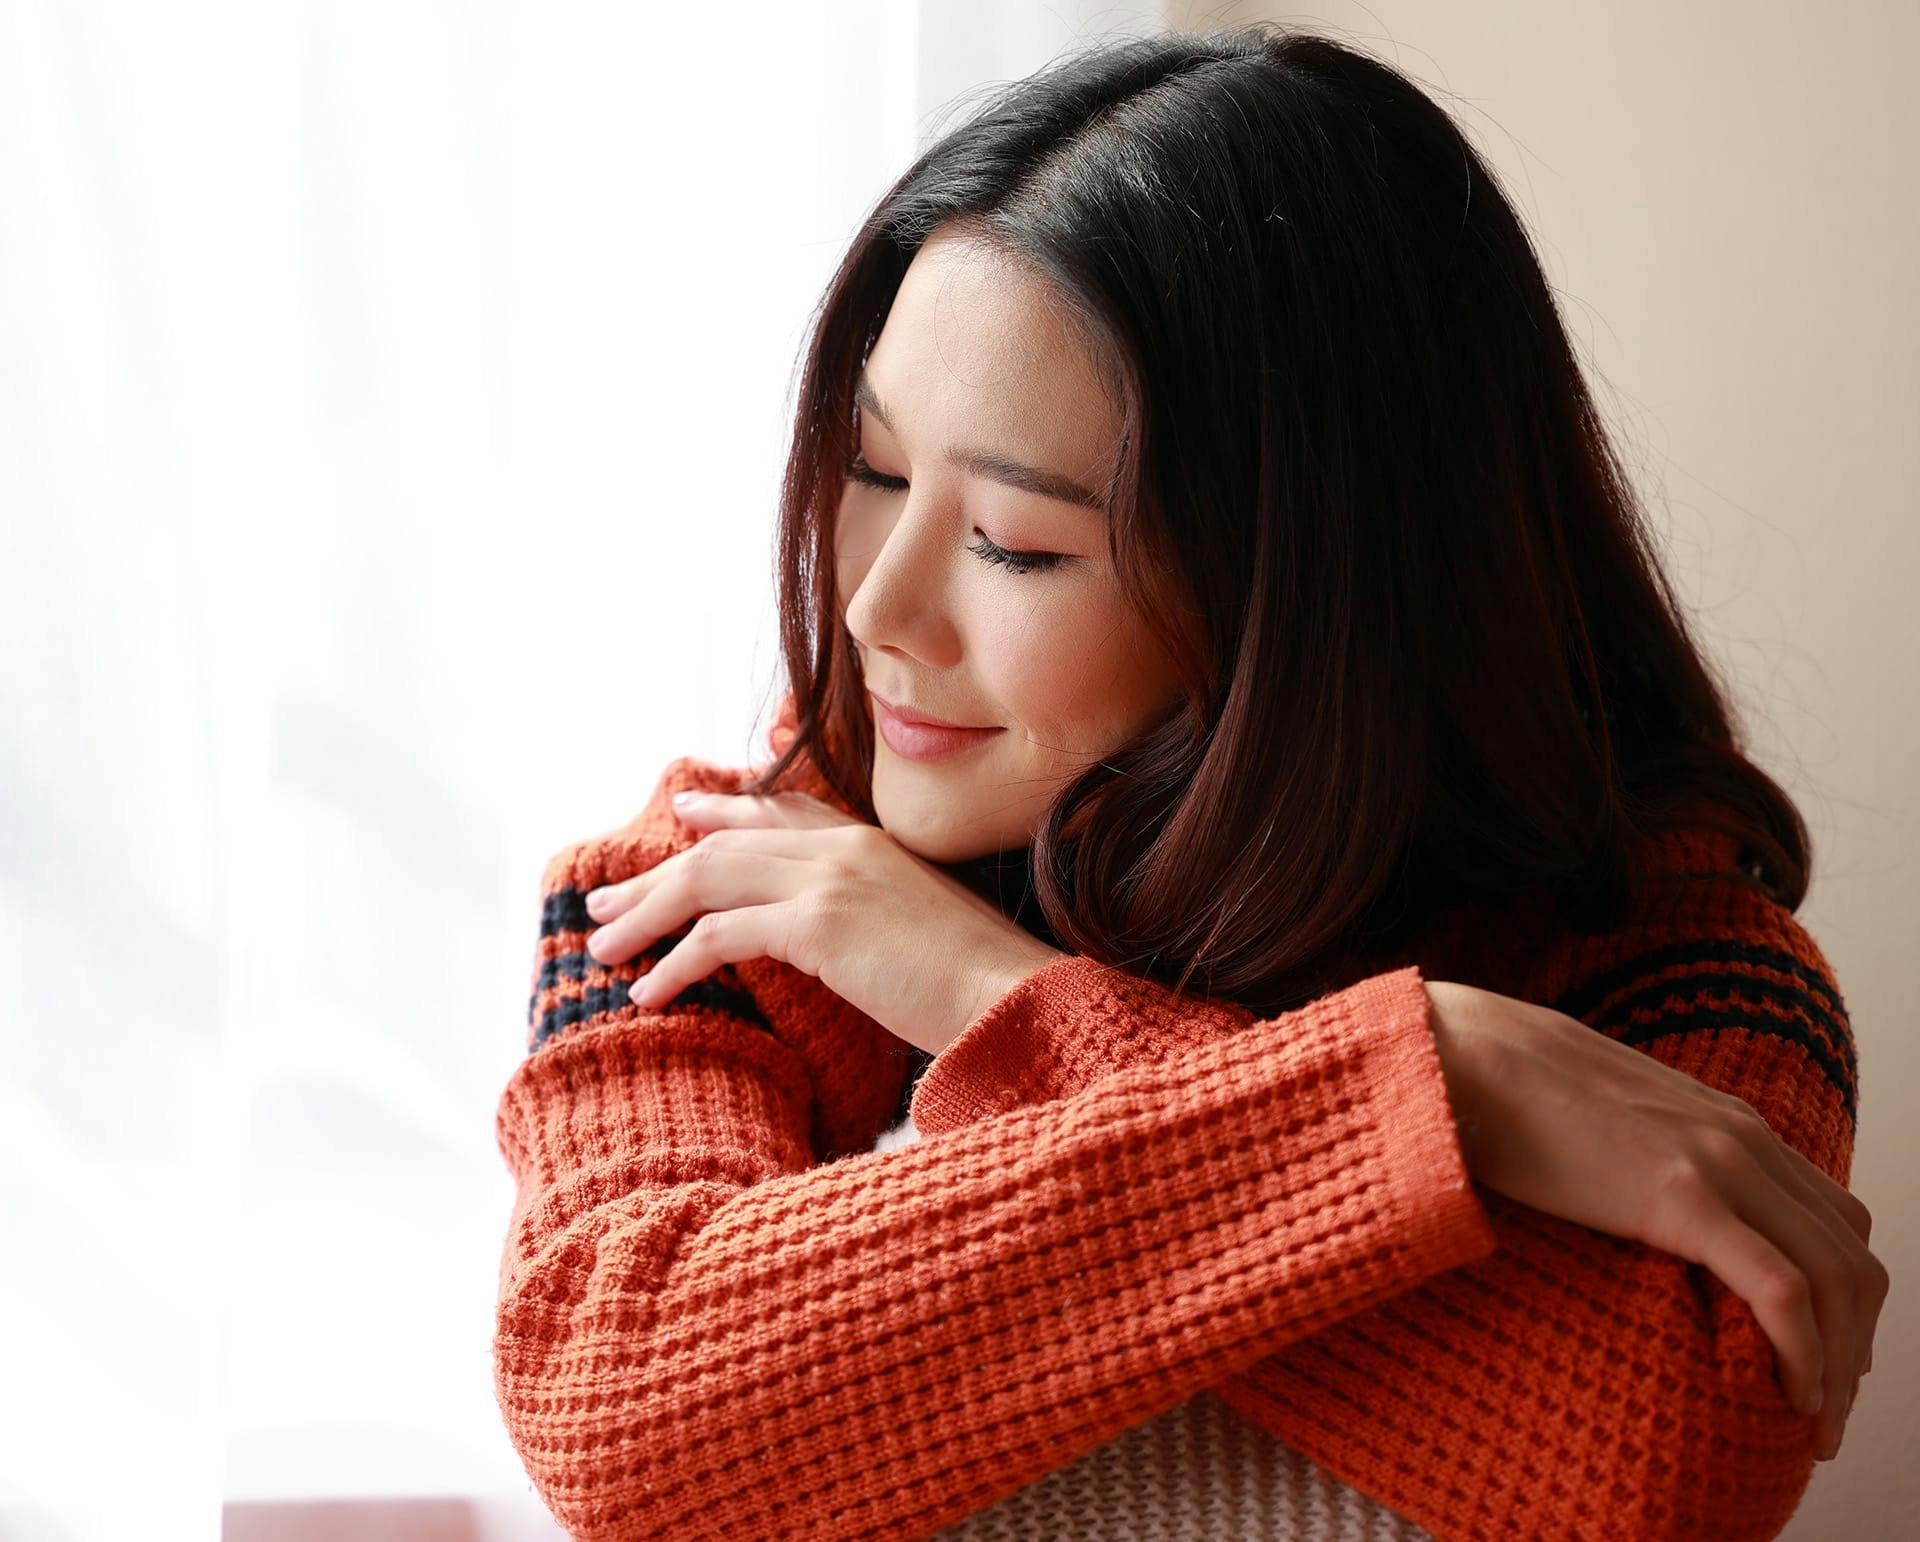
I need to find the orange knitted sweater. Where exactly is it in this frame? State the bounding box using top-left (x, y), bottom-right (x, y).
top-left (493, 693), bottom-right (1855, 1541)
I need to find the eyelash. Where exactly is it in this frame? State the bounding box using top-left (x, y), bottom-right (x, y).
top-left (843, 456), bottom-right (1069, 576)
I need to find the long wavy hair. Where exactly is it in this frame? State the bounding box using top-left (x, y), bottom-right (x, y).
top-left (737, 24), bottom-right (1810, 1017)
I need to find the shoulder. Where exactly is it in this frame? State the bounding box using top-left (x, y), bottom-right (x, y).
top-left (1519, 816), bottom-right (1843, 1013)
top-left (1526, 829), bottom-right (1857, 1139)
top-left (535, 688), bottom-right (858, 896)
top-left (1426, 816), bottom-right (1852, 1097)
top-left (538, 754), bottom-right (759, 899)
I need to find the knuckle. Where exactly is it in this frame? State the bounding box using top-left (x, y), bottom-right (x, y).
top-left (796, 884), bottom-right (840, 930)
top-left (826, 848), bottom-right (867, 887)
top-left (1658, 1154), bottom-right (1713, 1203)
top-left (1864, 1250), bottom-right (1891, 1299)
top-left (1760, 1262), bottom-right (1813, 1314)
top-left (1694, 1124), bottom-right (1751, 1172)
top-left (1851, 1198), bottom-right (1874, 1244)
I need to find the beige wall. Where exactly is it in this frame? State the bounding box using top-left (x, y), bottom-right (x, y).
top-left (1163, 2), bottom-right (1917, 1534)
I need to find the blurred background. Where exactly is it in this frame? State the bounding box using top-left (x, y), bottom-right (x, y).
top-left (1, 1), bottom-right (1912, 1538)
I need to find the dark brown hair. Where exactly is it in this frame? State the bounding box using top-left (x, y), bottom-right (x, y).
top-left (739, 25), bottom-right (1810, 1016)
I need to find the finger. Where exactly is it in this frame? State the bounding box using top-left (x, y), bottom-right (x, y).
top-left (1738, 1120), bottom-right (1884, 1436)
top-left (1723, 1163), bottom-right (1857, 1457)
top-left (671, 790), bottom-right (853, 828)
top-left (584, 877), bottom-right (641, 922)
top-left (1762, 1121), bottom-right (1873, 1245)
top-left (629, 903), bottom-right (792, 1008)
top-left (1737, 1111), bottom-right (1886, 1393)
top-left (1671, 1193), bottom-right (1826, 1424)
top-left (587, 839), bottom-right (813, 963)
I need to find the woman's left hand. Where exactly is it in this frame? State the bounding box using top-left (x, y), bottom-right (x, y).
top-left (581, 788), bottom-right (1066, 1055)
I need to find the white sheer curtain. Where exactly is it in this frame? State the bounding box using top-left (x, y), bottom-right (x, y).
top-left (0, 2), bottom-right (1168, 1538)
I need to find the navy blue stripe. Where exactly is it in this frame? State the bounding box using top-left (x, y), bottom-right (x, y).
top-left (1555, 938), bottom-right (1846, 1027)
top-left (527, 885), bottom-right (771, 1053)
top-left (1550, 940), bottom-right (1856, 1128)
top-left (1553, 938), bottom-right (1853, 1073)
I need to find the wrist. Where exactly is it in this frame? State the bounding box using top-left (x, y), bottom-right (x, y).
top-left (953, 943), bottom-right (1070, 1054)
top-left (1424, 981), bottom-right (1491, 1171)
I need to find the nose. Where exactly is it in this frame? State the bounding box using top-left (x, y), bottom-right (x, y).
top-left (840, 497), bottom-right (963, 668)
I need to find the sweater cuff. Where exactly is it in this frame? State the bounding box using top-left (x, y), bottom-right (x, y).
top-left (1337, 964), bottom-right (1498, 1279)
top-left (910, 953), bottom-right (1255, 1134)
top-left (496, 1011), bottom-right (814, 1197)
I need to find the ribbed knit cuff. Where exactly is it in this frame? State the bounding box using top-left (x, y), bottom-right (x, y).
top-left (1331, 965), bottom-right (1497, 1281)
top-left (910, 953), bottom-right (1256, 1135)
top-left (496, 1012), bottom-right (814, 1197)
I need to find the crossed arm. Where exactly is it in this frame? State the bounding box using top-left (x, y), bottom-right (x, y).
top-left (495, 764), bottom-right (1850, 1541)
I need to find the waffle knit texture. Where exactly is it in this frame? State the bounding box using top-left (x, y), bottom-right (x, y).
top-left (494, 692), bottom-right (1857, 1541)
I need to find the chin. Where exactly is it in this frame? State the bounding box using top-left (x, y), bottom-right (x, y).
top-left (874, 817), bottom-right (991, 867)
top-left (869, 792), bottom-right (1006, 866)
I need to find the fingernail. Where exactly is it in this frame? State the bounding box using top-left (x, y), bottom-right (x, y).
top-left (1805, 1385), bottom-right (1823, 1416)
top-left (672, 790), bottom-right (704, 808)
top-left (585, 887), bottom-right (611, 916)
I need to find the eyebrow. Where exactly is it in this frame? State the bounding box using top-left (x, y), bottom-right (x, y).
top-left (853, 370), bottom-right (1109, 513)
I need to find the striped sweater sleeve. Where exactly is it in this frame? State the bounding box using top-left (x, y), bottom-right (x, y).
top-left (492, 771), bottom-right (1496, 1540)
top-left (909, 867), bottom-right (1856, 1540)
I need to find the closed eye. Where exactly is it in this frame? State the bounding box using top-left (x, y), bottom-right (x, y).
top-left (843, 456), bottom-right (1070, 576)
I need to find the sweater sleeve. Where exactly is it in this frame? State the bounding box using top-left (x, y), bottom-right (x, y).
top-left (909, 883), bottom-right (1857, 1540)
top-left (493, 830), bottom-right (1496, 1540)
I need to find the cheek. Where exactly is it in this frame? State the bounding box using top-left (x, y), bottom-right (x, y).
top-left (983, 587), bottom-right (1159, 756)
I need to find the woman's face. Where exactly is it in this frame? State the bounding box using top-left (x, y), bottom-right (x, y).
top-left (835, 226), bottom-right (1183, 865)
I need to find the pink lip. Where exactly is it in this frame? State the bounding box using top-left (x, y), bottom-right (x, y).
top-left (867, 689), bottom-right (990, 730)
top-left (868, 690), bottom-right (1003, 762)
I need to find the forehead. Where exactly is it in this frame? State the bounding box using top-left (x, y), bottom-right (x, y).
top-left (863, 231), bottom-right (1121, 461)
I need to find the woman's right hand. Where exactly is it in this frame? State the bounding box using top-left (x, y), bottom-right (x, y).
top-left (1423, 980), bottom-right (1888, 1463)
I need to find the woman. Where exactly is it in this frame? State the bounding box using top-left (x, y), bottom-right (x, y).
top-left (494, 26), bottom-right (1883, 1541)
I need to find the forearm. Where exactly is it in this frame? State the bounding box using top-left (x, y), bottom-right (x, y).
top-left (496, 966), bottom-right (1493, 1541)
top-left (895, 921), bottom-right (1852, 1538)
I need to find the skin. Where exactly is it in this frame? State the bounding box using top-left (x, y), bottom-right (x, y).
top-left (833, 223), bottom-right (1184, 864)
